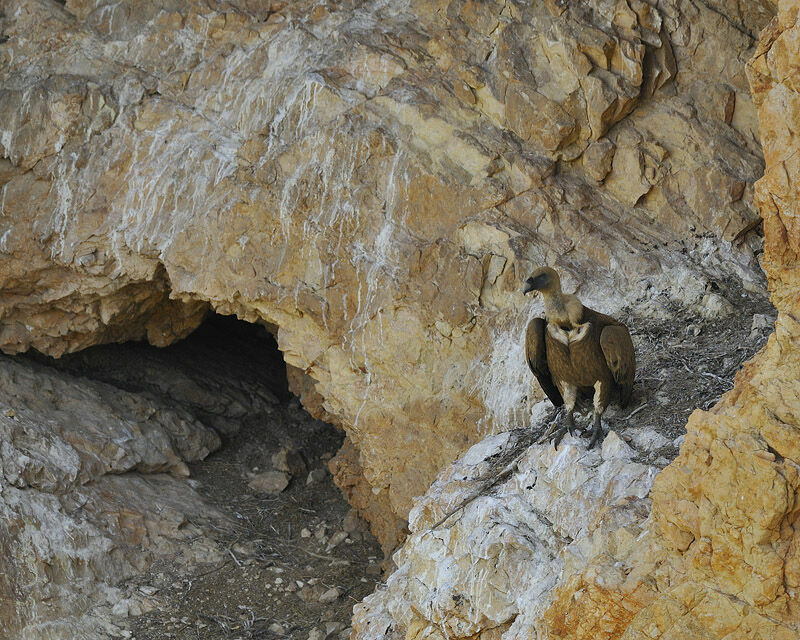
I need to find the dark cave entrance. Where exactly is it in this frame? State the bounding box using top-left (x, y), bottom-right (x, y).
top-left (25, 313), bottom-right (381, 639)
top-left (34, 313), bottom-right (342, 459)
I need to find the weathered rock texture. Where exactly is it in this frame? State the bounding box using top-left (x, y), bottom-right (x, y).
top-left (0, 0), bottom-right (776, 554)
top-left (353, 429), bottom-right (662, 640)
top-left (352, 3), bottom-right (800, 639)
top-left (0, 354), bottom-right (229, 639)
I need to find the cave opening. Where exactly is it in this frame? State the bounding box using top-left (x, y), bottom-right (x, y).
top-left (24, 312), bottom-right (382, 640)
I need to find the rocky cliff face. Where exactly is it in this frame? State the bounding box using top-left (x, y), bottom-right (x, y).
top-left (0, 0), bottom-right (775, 557)
top-left (352, 3), bottom-right (800, 639)
top-left (0, 353), bottom-right (230, 639)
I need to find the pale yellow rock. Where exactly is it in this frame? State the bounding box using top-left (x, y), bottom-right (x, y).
top-left (0, 0), bottom-right (776, 562)
top-left (354, 4), bottom-right (800, 640)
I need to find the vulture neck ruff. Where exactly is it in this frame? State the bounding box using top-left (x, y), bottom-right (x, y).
top-left (539, 288), bottom-right (584, 331)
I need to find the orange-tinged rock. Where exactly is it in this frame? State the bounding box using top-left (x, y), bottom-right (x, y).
top-left (0, 0), bottom-right (780, 572)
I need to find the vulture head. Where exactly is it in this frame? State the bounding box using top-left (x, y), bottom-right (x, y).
top-left (523, 267), bottom-right (560, 295)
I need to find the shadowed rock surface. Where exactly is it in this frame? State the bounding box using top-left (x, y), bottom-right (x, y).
top-left (0, 0), bottom-right (775, 551)
top-left (3, 0), bottom-right (800, 638)
top-left (0, 316), bottom-right (384, 639)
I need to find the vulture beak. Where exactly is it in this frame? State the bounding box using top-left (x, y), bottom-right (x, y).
top-left (523, 277), bottom-right (537, 295)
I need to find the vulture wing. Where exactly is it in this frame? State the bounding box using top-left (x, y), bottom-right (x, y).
top-left (582, 306), bottom-right (623, 327)
top-left (599, 324), bottom-right (636, 406)
top-left (525, 317), bottom-right (564, 407)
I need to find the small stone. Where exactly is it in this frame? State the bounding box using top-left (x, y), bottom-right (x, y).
top-left (300, 527), bottom-right (312, 538)
top-left (314, 524), bottom-right (328, 541)
top-left (232, 541), bottom-right (257, 556)
top-left (307, 468), bottom-right (327, 485)
top-left (700, 292), bottom-right (734, 318)
top-left (342, 509), bottom-right (367, 534)
top-left (138, 585), bottom-right (159, 596)
top-left (628, 428), bottom-right (671, 451)
top-left (111, 600), bottom-right (130, 617)
top-left (298, 585), bottom-right (317, 602)
top-left (751, 313), bottom-right (772, 333)
top-left (128, 599), bottom-right (147, 616)
top-left (248, 471), bottom-right (290, 494)
top-left (318, 587), bottom-right (341, 603)
top-left (327, 531), bottom-right (348, 549)
top-left (271, 446), bottom-right (307, 477)
top-left (325, 622), bottom-right (346, 637)
top-left (308, 627), bottom-right (325, 640)
top-left (655, 391), bottom-right (670, 405)
top-left (686, 323), bottom-right (701, 336)
top-left (268, 623), bottom-right (286, 634)
top-left (3, 408), bottom-right (15, 418)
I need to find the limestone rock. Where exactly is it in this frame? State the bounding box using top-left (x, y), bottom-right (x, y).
top-left (0, 355), bottom-right (221, 489)
top-left (272, 446), bottom-right (307, 477)
top-left (0, 0), bottom-right (776, 554)
top-left (0, 356), bottom-right (227, 639)
top-left (352, 430), bottom-right (661, 639)
top-left (248, 470), bottom-right (291, 494)
top-left (354, 4), bottom-right (800, 639)
top-left (617, 5), bottom-right (800, 636)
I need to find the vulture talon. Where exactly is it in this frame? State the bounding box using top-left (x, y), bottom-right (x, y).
top-left (550, 424), bottom-right (569, 449)
top-left (587, 416), bottom-right (603, 449)
top-left (565, 412), bottom-right (577, 437)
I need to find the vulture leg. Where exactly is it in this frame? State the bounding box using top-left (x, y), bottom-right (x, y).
top-left (562, 384), bottom-right (578, 437)
top-left (550, 384), bottom-right (578, 449)
top-left (587, 381), bottom-right (610, 449)
top-left (587, 414), bottom-right (603, 449)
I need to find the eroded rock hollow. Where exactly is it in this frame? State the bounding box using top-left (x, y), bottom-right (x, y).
top-left (1, 0), bottom-right (796, 637)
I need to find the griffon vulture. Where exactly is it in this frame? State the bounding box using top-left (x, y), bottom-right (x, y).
top-left (523, 267), bottom-right (635, 448)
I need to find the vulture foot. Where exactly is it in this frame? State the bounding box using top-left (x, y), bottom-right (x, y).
top-left (587, 415), bottom-right (604, 449)
top-left (549, 424), bottom-right (570, 449)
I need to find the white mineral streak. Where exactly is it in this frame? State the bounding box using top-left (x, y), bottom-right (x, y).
top-left (0, 351), bottom-right (233, 639)
top-left (353, 431), bottom-right (660, 640)
top-left (0, 0), bottom-right (776, 593)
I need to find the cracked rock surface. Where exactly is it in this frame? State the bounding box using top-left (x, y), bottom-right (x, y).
top-left (353, 429), bottom-right (661, 640)
top-left (353, 3), bottom-right (800, 638)
top-left (0, 0), bottom-right (776, 551)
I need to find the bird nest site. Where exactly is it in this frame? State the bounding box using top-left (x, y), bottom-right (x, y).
top-left (535, 276), bottom-right (776, 469)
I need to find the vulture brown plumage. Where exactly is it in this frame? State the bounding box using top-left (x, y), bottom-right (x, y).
top-left (523, 267), bottom-right (635, 448)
